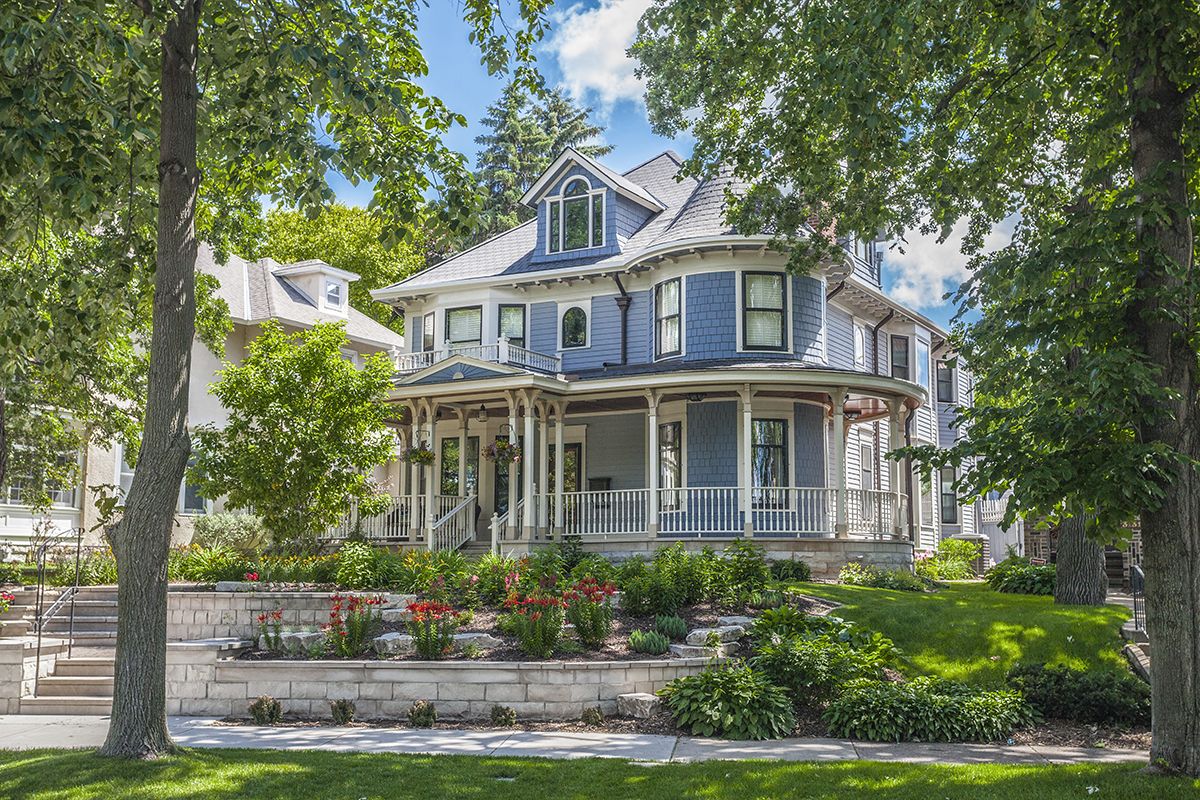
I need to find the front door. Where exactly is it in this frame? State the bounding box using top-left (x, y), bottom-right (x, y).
top-left (548, 442), bottom-right (582, 494)
top-left (493, 436), bottom-right (524, 515)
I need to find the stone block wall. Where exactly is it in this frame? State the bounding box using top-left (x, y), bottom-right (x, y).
top-left (0, 638), bottom-right (66, 712)
top-left (166, 641), bottom-right (712, 721)
top-left (167, 591), bottom-right (347, 641)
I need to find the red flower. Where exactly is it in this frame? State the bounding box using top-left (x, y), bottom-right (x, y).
top-left (244, 572), bottom-right (259, 582)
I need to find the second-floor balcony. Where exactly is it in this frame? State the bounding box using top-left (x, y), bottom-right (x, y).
top-left (391, 337), bottom-right (562, 377)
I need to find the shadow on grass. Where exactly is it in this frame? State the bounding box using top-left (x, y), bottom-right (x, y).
top-left (0, 749), bottom-right (1195, 800)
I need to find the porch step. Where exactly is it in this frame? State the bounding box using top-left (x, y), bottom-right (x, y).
top-left (43, 617), bottom-right (119, 633)
top-left (20, 696), bottom-right (112, 715)
top-left (34, 676), bottom-right (114, 697)
top-left (0, 620), bottom-right (30, 637)
top-left (52, 657), bottom-right (116, 678)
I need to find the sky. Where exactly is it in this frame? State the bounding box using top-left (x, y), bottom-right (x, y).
top-left (329, 0), bottom-right (988, 330)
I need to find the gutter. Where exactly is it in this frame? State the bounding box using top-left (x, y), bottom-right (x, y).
top-left (604, 275), bottom-right (633, 368)
top-left (826, 280), bottom-right (846, 301)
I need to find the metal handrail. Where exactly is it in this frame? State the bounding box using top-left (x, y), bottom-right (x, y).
top-left (33, 528), bottom-right (84, 696)
top-left (1130, 564), bottom-right (1146, 634)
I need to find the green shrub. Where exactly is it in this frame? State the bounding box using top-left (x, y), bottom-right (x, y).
top-left (770, 558), bottom-right (811, 583)
top-left (474, 553), bottom-right (520, 604)
top-left (252, 554), bottom-right (338, 584)
top-left (653, 543), bottom-right (707, 606)
top-left (248, 696), bottom-right (283, 725)
top-left (660, 664), bottom-right (796, 740)
top-left (50, 548), bottom-right (117, 586)
top-left (629, 629), bottom-right (670, 655)
top-left (1006, 663), bottom-right (1150, 726)
top-left (620, 573), bottom-right (680, 617)
top-left (581, 705), bottom-right (605, 726)
top-left (725, 540), bottom-right (770, 595)
top-left (329, 699), bottom-right (355, 725)
top-left (0, 562), bottom-right (21, 586)
top-left (176, 544), bottom-right (251, 583)
top-left (408, 700), bottom-right (437, 728)
top-left (570, 554), bottom-right (618, 584)
top-left (191, 513), bottom-right (269, 555)
top-left (752, 636), bottom-right (886, 704)
top-left (654, 614), bottom-right (688, 641)
top-left (555, 535), bottom-right (586, 573)
top-left (985, 558), bottom-right (1055, 595)
top-left (490, 704), bottom-right (518, 727)
top-left (915, 539), bottom-right (981, 581)
top-left (839, 562), bottom-right (925, 591)
top-left (335, 541), bottom-right (379, 589)
top-left (824, 677), bottom-right (1037, 742)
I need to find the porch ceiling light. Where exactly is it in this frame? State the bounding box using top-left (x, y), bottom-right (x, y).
top-left (476, 404), bottom-right (488, 423)
top-left (686, 392), bottom-right (706, 403)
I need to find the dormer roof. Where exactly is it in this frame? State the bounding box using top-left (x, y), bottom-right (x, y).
top-left (268, 258), bottom-right (360, 283)
top-left (519, 147), bottom-right (666, 212)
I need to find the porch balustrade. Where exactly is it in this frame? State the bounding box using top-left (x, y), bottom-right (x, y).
top-left (391, 337), bottom-right (562, 376)
top-left (325, 494), bottom-right (474, 547)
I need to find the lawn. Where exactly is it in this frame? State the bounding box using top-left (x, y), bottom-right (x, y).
top-left (792, 581), bottom-right (1131, 684)
top-left (0, 749), bottom-right (1195, 800)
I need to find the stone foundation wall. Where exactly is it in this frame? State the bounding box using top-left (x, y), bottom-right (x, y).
top-left (0, 638), bottom-right (66, 712)
top-left (168, 592), bottom-right (362, 641)
top-left (166, 640), bottom-right (712, 720)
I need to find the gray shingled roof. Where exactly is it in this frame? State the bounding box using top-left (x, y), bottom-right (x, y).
top-left (197, 244), bottom-right (405, 348)
top-left (382, 151), bottom-right (751, 292)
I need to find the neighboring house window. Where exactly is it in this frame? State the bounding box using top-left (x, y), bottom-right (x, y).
top-left (860, 443), bottom-right (874, 490)
top-left (117, 445), bottom-right (206, 514)
top-left (890, 335), bottom-right (910, 380)
top-left (936, 360), bottom-right (956, 403)
top-left (445, 306), bottom-right (482, 348)
top-left (940, 466), bottom-right (958, 524)
top-left (547, 177), bottom-right (604, 253)
top-left (853, 323), bottom-right (868, 369)
top-left (3, 448), bottom-right (78, 508)
top-left (498, 304), bottom-right (526, 349)
top-left (743, 272), bottom-right (787, 351)
top-left (751, 419), bottom-right (789, 505)
top-left (916, 338), bottom-right (931, 392)
top-left (421, 313), bottom-right (435, 352)
top-left (561, 306), bottom-right (587, 348)
top-left (440, 436), bottom-right (480, 496)
top-left (325, 280), bottom-right (342, 309)
top-left (658, 421), bottom-right (682, 509)
top-left (918, 467), bottom-right (934, 528)
top-left (655, 278), bottom-right (682, 358)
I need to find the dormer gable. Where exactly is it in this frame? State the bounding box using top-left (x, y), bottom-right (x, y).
top-left (268, 258), bottom-right (358, 317)
top-left (522, 149), bottom-right (666, 266)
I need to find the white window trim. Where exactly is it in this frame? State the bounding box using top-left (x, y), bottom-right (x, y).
top-left (556, 299), bottom-right (592, 351)
top-left (852, 319), bottom-right (869, 371)
top-left (115, 442), bottom-right (210, 516)
top-left (936, 359), bottom-right (957, 404)
top-left (859, 442), bottom-right (874, 490)
top-left (544, 176), bottom-right (606, 255)
top-left (653, 276), bottom-right (685, 361)
top-left (735, 399), bottom-right (797, 489)
top-left (735, 269), bottom-right (794, 354)
top-left (652, 400), bottom-right (689, 488)
top-left (889, 333), bottom-right (913, 382)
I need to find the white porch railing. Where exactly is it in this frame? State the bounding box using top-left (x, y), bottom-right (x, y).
top-left (324, 494), bottom-right (472, 548)
top-left (980, 497), bottom-right (1008, 524)
top-left (658, 487), bottom-right (742, 536)
top-left (751, 487), bottom-right (838, 537)
top-left (431, 494), bottom-right (477, 551)
top-left (561, 488), bottom-right (649, 538)
top-left (846, 489), bottom-right (905, 539)
top-left (392, 337), bottom-right (562, 376)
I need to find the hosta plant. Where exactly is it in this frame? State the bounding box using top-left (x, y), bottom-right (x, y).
top-left (659, 664), bottom-right (796, 740)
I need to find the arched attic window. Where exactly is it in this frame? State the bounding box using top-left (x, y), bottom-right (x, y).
top-left (547, 177), bottom-right (604, 254)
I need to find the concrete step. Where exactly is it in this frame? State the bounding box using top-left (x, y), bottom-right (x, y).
top-left (35, 676), bottom-right (113, 697)
top-left (55, 632), bottom-right (118, 647)
top-left (52, 658), bottom-right (115, 677)
top-left (0, 620), bottom-right (30, 636)
top-left (20, 696), bottom-right (112, 715)
top-left (43, 616), bottom-right (119, 632)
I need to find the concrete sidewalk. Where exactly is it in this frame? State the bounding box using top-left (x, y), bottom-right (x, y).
top-left (0, 716), bottom-right (1148, 766)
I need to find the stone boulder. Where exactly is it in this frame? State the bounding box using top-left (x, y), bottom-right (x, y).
top-left (215, 581), bottom-right (258, 592)
top-left (373, 632), bottom-right (415, 655)
top-left (685, 625), bottom-right (745, 646)
top-left (454, 632), bottom-right (503, 649)
top-left (258, 629), bottom-right (325, 654)
top-left (380, 607), bottom-right (413, 623)
top-left (668, 642), bottom-right (737, 659)
top-left (616, 692), bottom-right (662, 719)
top-left (717, 615), bottom-right (756, 628)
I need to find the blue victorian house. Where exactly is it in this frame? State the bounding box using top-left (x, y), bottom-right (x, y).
top-left (344, 149), bottom-right (979, 576)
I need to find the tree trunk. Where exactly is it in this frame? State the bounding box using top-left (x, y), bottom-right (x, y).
top-left (99, 0), bottom-right (202, 759)
top-left (1123, 9), bottom-right (1200, 775)
top-left (1053, 514), bottom-right (1107, 606)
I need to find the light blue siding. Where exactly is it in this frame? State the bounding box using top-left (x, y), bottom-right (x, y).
top-left (686, 402), bottom-right (738, 486)
top-left (529, 302), bottom-right (557, 355)
top-left (576, 413), bottom-right (646, 489)
top-left (614, 195), bottom-right (653, 243)
top-left (793, 403), bottom-right (826, 486)
top-left (826, 305), bottom-right (855, 369)
top-left (530, 164), bottom-right (620, 266)
top-left (684, 272), bottom-right (738, 360)
top-left (793, 276), bottom-right (824, 363)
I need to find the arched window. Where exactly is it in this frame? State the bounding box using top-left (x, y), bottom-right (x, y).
top-left (547, 177), bottom-right (604, 253)
top-left (561, 306), bottom-right (588, 348)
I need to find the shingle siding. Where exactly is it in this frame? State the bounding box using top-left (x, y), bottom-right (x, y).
top-left (684, 272), bottom-right (738, 361)
top-left (686, 402), bottom-right (738, 486)
top-left (793, 403), bottom-right (826, 486)
top-left (576, 413), bottom-right (646, 490)
top-left (793, 276), bottom-right (825, 363)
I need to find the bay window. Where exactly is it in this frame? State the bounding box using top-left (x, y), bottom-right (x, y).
top-left (498, 304), bottom-right (526, 349)
top-left (743, 272), bottom-right (787, 351)
top-left (445, 306), bottom-right (482, 348)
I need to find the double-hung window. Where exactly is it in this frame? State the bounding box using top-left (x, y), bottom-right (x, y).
top-left (445, 306), bottom-right (482, 349)
top-left (853, 323), bottom-right (868, 369)
top-left (940, 466), bottom-right (958, 524)
top-left (421, 313), bottom-right (435, 352)
top-left (547, 178), bottom-right (604, 253)
top-left (325, 280), bottom-right (342, 309)
top-left (936, 361), bottom-right (956, 403)
top-left (751, 419), bottom-right (789, 506)
top-left (655, 278), bottom-right (682, 358)
top-left (890, 335), bottom-right (910, 380)
top-left (498, 304), bottom-right (526, 349)
top-left (743, 272), bottom-right (787, 350)
top-left (915, 338), bottom-right (931, 392)
top-left (658, 421), bottom-right (682, 509)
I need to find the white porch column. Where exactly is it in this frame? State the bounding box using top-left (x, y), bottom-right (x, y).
top-left (506, 392), bottom-right (518, 540)
top-left (739, 384), bottom-right (754, 538)
top-left (457, 410), bottom-right (468, 499)
top-left (521, 390), bottom-right (538, 538)
top-left (646, 390), bottom-right (660, 539)
top-left (537, 401), bottom-right (549, 540)
top-left (886, 399), bottom-right (905, 540)
top-left (553, 401), bottom-right (565, 538)
top-left (406, 403), bottom-right (420, 541)
top-left (831, 388), bottom-right (849, 538)
top-left (424, 401), bottom-right (438, 551)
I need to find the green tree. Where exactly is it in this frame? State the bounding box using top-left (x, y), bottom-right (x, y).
top-left (1, 0), bottom-right (547, 757)
top-left (190, 321), bottom-right (396, 549)
top-left (472, 83), bottom-right (612, 240)
top-left (633, 0), bottom-right (1200, 773)
top-left (261, 205), bottom-right (425, 331)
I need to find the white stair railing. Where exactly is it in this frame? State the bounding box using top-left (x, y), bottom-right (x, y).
top-left (326, 496), bottom-right (414, 542)
top-left (431, 495), bottom-right (477, 552)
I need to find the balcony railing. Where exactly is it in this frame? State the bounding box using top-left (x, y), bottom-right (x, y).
top-left (392, 338), bottom-right (561, 376)
top-left (980, 497), bottom-right (1009, 524)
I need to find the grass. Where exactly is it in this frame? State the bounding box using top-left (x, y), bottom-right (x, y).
top-left (792, 581), bottom-right (1131, 685)
top-left (0, 749), bottom-right (1195, 800)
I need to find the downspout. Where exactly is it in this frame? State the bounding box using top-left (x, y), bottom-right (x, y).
top-left (870, 310), bottom-right (895, 492)
top-left (604, 274), bottom-right (632, 368)
top-left (826, 280), bottom-right (846, 301)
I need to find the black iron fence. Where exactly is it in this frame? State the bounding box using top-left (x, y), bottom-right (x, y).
top-left (1130, 564), bottom-right (1146, 634)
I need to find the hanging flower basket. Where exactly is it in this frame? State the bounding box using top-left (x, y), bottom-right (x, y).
top-left (401, 445), bottom-right (435, 466)
top-left (483, 438), bottom-right (521, 465)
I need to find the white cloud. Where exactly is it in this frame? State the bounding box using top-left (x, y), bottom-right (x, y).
top-left (884, 217), bottom-right (1017, 310)
top-left (545, 0), bottom-right (654, 111)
